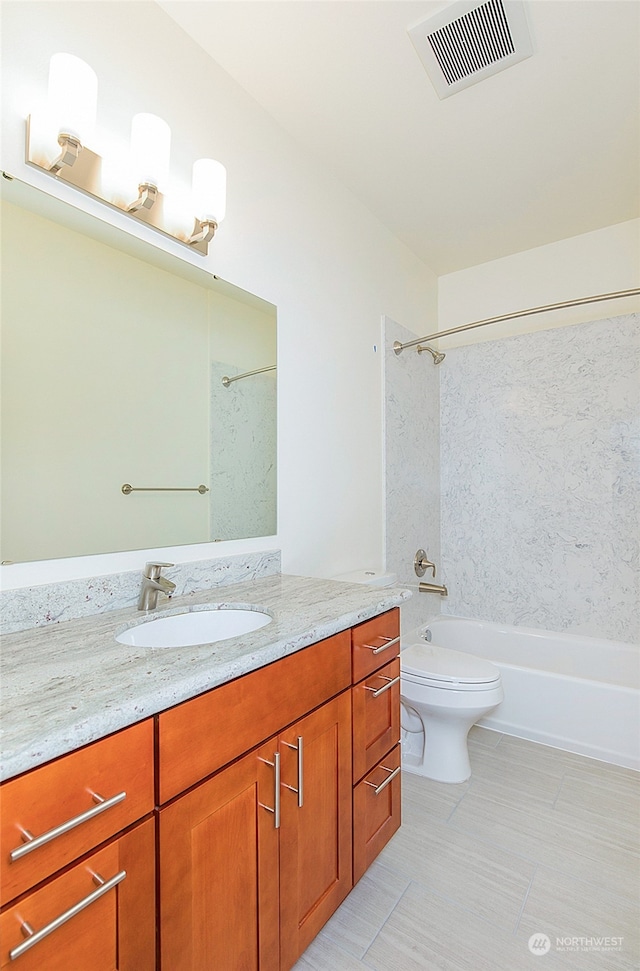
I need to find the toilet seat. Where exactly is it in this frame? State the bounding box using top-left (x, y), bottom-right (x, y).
top-left (401, 643), bottom-right (501, 690)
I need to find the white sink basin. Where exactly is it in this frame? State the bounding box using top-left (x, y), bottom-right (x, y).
top-left (116, 607), bottom-right (272, 648)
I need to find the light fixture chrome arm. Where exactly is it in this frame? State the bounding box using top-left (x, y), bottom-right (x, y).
top-left (188, 218), bottom-right (218, 246)
top-left (393, 288), bottom-right (640, 355)
top-left (127, 182), bottom-right (158, 213)
top-left (49, 133), bottom-right (82, 174)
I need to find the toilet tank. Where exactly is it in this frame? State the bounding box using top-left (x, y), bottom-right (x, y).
top-left (332, 569), bottom-right (397, 588)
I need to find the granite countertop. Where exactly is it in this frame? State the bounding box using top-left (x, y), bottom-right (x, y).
top-left (0, 573), bottom-right (410, 782)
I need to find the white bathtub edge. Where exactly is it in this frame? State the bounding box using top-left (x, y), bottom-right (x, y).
top-left (479, 714), bottom-right (640, 771)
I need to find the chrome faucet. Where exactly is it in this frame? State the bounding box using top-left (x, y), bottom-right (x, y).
top-left (414, 549), bottom-right (447, 595)
top-left (414, 549), bottom-right (437, 579)
top-left (138, 562), bottom-right (176, 611)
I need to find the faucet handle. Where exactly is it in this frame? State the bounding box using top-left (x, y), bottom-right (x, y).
top-left (144, 561), bottom-right (174, 580)
top-left (414, 550), bottom-right (436, 579)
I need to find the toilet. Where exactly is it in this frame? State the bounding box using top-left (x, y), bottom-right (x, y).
top-left (332, 569), bottom-right (503, 784)
top-left (400, 640), bottom-right (503, 783)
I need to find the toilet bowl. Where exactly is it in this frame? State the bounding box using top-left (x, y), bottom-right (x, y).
top-left (400, 641), bottom-right (503, 783)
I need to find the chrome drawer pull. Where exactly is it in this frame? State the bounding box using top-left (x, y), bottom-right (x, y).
top-left (365, 675), bottom-right (400, 698)
top-left (282, 736), bottom-right (304, 808)
top-left (9, 869), bottom-right (127, 960)
top-left (10, 791), bottom-right (127, 862)
top-left (364, 764), bottom-right (401, 796)
top-left (258, 752), bottom-right (281, 829)
top-left (362, 635), bottom-right (400, 655)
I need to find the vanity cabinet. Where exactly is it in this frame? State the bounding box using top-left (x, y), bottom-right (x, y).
top-left (1, 606), bottom-right (402, 971)
top-left (350, 609), bottom-right (402, 883)
top-left (0, 720), bottom-right (155, 970)
top-left (157, 631), bottom-right (353, 971)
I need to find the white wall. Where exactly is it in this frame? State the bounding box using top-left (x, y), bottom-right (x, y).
top-left (0, 1), bottom-right (436, 587)
top-left (438, 220), bottom-right (640, 344)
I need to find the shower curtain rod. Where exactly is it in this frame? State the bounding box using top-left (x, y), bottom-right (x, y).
top-left (392, 287), bottom-right (640, 356)
top-left (221, 365), bottom-right (276, 387)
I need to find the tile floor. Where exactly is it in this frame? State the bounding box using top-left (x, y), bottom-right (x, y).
top-left (293, 728), bottom-right (640, 971)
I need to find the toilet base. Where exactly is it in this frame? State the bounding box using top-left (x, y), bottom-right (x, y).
top-left (401, 719), bottom-right (473, 783)
top-left (400, 703), bottom-right (501, 783)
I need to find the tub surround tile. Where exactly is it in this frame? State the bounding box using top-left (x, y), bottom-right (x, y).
top-left (0, 549), bottom-right (281, 635)
top-left (439, 313), bottom-right (640, 644)
top-left (0, 573), bottom-right (411, 781)
top-left (384, 317), bottom-right (441, 595)
top-left (209, 361), bottom-right (276, 540)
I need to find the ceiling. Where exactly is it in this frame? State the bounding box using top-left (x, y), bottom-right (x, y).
top-left (159, 0), bottom-right (640, 275)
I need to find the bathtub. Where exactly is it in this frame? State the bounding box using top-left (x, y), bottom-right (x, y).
top-left (406, 616), bottom-right (640, 771)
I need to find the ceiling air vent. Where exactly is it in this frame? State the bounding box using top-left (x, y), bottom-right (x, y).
top-left (408, 0), bottom-right (533, 99)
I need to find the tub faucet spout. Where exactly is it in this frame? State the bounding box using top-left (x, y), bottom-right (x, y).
top-left (419, 581), bottom-right (448, 597)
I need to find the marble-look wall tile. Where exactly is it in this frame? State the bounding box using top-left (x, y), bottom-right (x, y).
top-left (384, 317), bottom-right (441, 604)
top-left (0, 550), bottom-right (281, 634)
top-left (440, 314), bottom-right (639, 643)
top-left (210, 362), bottom-right (277, 540)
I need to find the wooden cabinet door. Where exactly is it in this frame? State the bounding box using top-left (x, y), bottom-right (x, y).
top-left (158, 740), bottom-right (280, 971)
top-left (0, 816), bottom-right (155, 971)
top-left (279, 691), bottom-right (352, 971)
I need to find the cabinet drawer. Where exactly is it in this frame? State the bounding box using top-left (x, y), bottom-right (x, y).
top-left (352, 656), bottom-right (400, 783)
top-left (351, 609), bottom-right (400, 683)
top-left (158, 631), bottom-right (351, 804)
top-left (353, 744), bottom-right (401, 884)
top-left (0, 719), bottom-right (154, 906)
top-left (0, 816), bottom-right (155, 971)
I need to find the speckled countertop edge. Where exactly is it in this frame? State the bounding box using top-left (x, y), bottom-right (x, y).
top-left (0, 573), bottom-right (411, 781)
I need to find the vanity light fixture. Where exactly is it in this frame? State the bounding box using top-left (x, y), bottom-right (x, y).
top-left (127, 113), bottom-right (171, 213)
top-left (26, 54), bottom-right (226, 256)
top-left (189, 157), bottom-right (226, 245)
top-left (46, 53), bottom-right (98, 174)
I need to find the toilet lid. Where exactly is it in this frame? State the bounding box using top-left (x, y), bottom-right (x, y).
top-left (401, 643), bottom-right (501, 685)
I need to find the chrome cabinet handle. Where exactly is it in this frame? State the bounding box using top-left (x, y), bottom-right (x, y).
top-left (258, 752), bottom-right (281, 829)
top-left (10, 791), bottom-right (127, 862)
top-left (365, 675), bottom-right (400, 698)
top-left (364, 764), bottom-right (401, 796)
top-left (282, 736), bottom-right (304, 808)
top-left (9, 869), bottom-right (127, 960)
top-left (362, 635), bottom-right (400, 655)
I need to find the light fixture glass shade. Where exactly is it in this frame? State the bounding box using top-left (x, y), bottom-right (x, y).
top-left (192, 158), bottom-right (226, 224)
top-left (130, 113), bottom-right (171, 191)
top-left (47, 53), bottom-right (97, 144)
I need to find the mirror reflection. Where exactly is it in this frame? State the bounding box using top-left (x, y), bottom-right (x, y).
top-left (0, 175), bottom-right (277, 563)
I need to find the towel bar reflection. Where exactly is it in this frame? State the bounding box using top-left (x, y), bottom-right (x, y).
top-left (122, 484), bottom-right (209, 495)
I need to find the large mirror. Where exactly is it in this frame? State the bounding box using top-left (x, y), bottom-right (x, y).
top-left (0, 175), bottom-right (277, 563)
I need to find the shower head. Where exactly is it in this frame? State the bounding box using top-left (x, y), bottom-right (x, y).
top-left (417, 344), bottom-right (446, 365)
